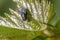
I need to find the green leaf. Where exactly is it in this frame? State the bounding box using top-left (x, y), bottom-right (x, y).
top-left (55, 20), bottom-right (60, 37)
top-left (0, 25), bottom-right (43, 40)
top-left (33, 36), bottom-right (46, 40)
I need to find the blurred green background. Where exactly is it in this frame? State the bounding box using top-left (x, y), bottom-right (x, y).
top-left (50, 0), bottom-right (60, 25)
top-left (0, 0), bottom-right (17, 17)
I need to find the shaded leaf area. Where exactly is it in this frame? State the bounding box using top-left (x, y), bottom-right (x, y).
top-left (54, 20), bottom-right (60, 38)
top-left (0, 0), bottom-right (17, 17)
top-left (0, 26), bottom-right (45, 40)
top-left (32, 36), bottom-right (47, 40)
top-left (48, 0), bottom-right (54, 3)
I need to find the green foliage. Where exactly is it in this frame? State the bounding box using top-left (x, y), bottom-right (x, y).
top-left (0, 26), bottom-right (43, 40)
top-left (33, 35), bottom-right (47, 40)
top-left (55, 20), bottom-right (60, 37)
top-left (0, 0), bottom-right (60, 40)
